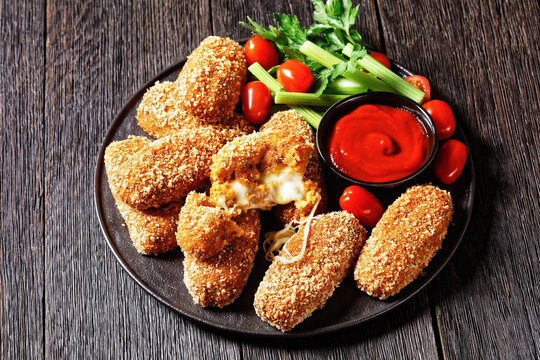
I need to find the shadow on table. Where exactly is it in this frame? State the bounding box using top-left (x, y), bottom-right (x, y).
top-left (426, 115), bottom-right (499, 306)
top-left (228, 297), bottom-right (433, 349)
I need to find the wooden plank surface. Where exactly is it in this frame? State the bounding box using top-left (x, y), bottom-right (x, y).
top-left (0, 0), bottom-right (538, 358)
top-left (0, 1), bottom-right (45, 359)
top-left (378, 0), bottom-right (540, 358)
top-left (43, 1), bottom-right (240, 358)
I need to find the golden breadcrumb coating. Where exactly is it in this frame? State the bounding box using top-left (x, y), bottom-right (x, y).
top-left (209, 130), bottom-right (318, 213)
top-left (177, 192), bottom-right (243, 260)
top-left (259, 110), bottom-right (316, 144)
top-left (354, 184), bottom-right (453, 300)
top-left (137, 80), bottom-right (254, 139)
top-left (105, 136), bottom-right (151, 197)
top-left (114, 198), bottom-right (182, 255)
top-left (176, 36), bottom-right (247, 120)
top-left (113, 126), bottom-right (233, 210)
top-left (260, 110), bottom-right (327, 223)
top-left (137, 81), bottom-right (185, 137)
top-left (105, 137), bottom-right (181, 255)
top-left (254, 211), bottom-right (367, 332)
top-left (211, 130), bottom-right (313, 184)
top-left (183, 209), bottom-right (260, 308)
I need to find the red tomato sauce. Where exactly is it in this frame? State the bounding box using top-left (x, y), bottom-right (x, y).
top-left (328, 104), bottom-right (428, 183)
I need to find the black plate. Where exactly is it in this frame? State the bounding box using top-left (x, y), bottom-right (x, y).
top-left (95, 52), bottom-right (475, 338)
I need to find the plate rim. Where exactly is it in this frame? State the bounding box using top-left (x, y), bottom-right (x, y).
top-left (94, 49), bottom-right (476, 339)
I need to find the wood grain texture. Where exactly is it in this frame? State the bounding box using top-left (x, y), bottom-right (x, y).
top-left (44, 1), bottom-right (239, 358)
top-left (1, 0), bottom-right (538, 357)
top-left (0, 1), bottom-right (45, 359)
top-left (211, 0), bottom-right (383, 50)
top-left (211, 0), bottom-right (440, 357)
top-left (378, 0), bottom-right (540, 358)
top-left (240, 295), bottom-right (438, 359)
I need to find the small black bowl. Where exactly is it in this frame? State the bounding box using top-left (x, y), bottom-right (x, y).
top-left (316, 92), bottom-right (438, 188)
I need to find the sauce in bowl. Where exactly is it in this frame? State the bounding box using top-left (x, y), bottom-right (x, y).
top-left (328, 104), bottom-right (428, 183)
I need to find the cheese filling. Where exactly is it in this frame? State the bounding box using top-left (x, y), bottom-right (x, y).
top-left (228, 168), bottom-right (306, 209)
top-left (263, 197), bottom-right (321, 263)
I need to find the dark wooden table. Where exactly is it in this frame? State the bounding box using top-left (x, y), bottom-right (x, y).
top-left (2, 0), bottom-right (538, 358)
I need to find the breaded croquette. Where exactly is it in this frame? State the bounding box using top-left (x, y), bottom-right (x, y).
top-left (113, 126), bottom-right (235, 210)
top-left (137, 80), bottom-right (254, 139)
top-left (209, 130), bottom-right (319, 214)
top-left (105, 136), bottom-right (151, 197)
top-left (254, 211), bottom-right (367, 331)
top-left (105, 137), bottom-right (181, 255)
top-left (136, 81), bottom-right (185, 138)
top-left (114, 198), bottom-right (182, 255)
top-left (259, 110), bottom-right (327, 223)
top-left (183, 208), bottom-right (260, 308)
top-left (176, 36), bottom-right (247, 120)
top-left (354, 184), bottom-right (453, 300)
top-left (259, 110), bottom-right (316, 144)
top-left (177, 192), bottom-right (243, 260)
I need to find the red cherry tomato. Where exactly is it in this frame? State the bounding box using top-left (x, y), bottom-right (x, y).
top-left (339, 185), bottom-right (384, 228)
top-left (276, 59), bottom-right (314, 93)
top-left (422, 100), bottom-right (456, 141)
top-left (405, 75), bottom-right (431, 103)
top-left (242, 81), bottom-right (271, 125)
top-left (369, 52), bottom-right (391, 69)
top-left (432, 139), bottom-right (468, 184)
top-left (244, 36), bottom-right (279, 71)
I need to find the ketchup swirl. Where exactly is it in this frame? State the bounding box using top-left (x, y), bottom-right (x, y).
top-left (328, 104), bottom-right (428, 183)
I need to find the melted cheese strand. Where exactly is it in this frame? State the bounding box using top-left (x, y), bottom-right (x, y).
top-left (263, 225), bottom-right (296, 262)
top-left (263, 199), bottom-right (320, 264)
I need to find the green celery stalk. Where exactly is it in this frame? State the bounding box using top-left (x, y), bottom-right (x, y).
top-left (248, 62), bottom-right (282, 94)
top-left (326, 78), bottom-right (368, 95)
top-left (299, 41), bottom-right (395, 93)
top-left (342, 44), bottom-right (425, 104)
top-left (274, 91), bottom-right (348, 106)
top-left (298, 41), bottom-right (342, 68)
top-left (248, 63), bottom-right (323, 128)
top-left (292, 107), bottom-right (324, 129)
